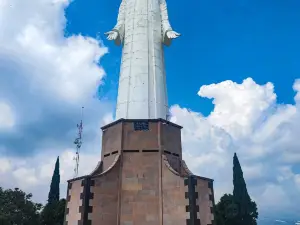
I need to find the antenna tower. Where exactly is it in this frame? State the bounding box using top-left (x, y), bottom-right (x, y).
top-left (73, 106), bottom-right (84, 178)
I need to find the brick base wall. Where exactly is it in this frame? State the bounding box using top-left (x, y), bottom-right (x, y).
top-left (64, 119), bottom-right (214, 225)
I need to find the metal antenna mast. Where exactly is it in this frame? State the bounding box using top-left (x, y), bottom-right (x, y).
top-left (74, 106), bottom-right (84, 178)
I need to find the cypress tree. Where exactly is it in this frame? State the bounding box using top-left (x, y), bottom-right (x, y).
top-left (41, 157), bottom-right (64, 225)
top-left (233, 153), bottom-right (258, 225)
top-left (48, 156), bottom-right (60, 204)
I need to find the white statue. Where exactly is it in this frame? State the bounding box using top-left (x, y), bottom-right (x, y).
top-left (105, 0), bottom-right (180, 120)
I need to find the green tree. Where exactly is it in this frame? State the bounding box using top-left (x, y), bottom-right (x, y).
top-left (233, 153), bottom-right (258, 225)
top-left (214, 153), bottom-right (258, 225)
top-left (0, 187), bottom-right (42, 225)
top-left (48, 156), bottom-right (60, 204)
top-left (40, 199), bottom-right (66, 225)
top-left (215, 194), bottom-right (238, 225)
top-left (41, 156), bottom-right (65, 225)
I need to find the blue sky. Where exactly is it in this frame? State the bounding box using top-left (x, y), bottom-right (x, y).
top-left (66, 0), bottom-right (300, 115)
top-left (0, 0), bottom-right (299, 224)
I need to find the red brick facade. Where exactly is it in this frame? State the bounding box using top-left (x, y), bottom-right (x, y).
top-left (64, 119), bottom-right (215, 225)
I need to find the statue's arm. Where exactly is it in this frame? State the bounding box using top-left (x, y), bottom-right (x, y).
top-left (160, 0), bottom-right (178, 46)
top-left (112, 0), bottom-right (126, 46)
top-left (160, 0), bottom-right (172, 34)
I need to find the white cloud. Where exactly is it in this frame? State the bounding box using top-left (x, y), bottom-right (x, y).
top-left (0, 101), bottom-right (15, 129)
top-left (295, 174), bottom-right (300, 190)
top-left (275, 220), bottom-right (288, 223)
top-left (0, 148), bottom-right (99, 202)
top-left (0, 0), bottom-right (107, 105)
top-left (0, 158), bottom-right (11, 173)
top-left (171, 78), bottom-right (300, 218)
top-left (259, 184), bottom-right (291, 209)
top-left (12, 168), bottom-right (39, 187)
top-left (198, 78), bottom-right (276, 138)
top-left (293, 79), bottom-right (300, 102)
top-left (0, 0), bottom-right (111, 150)
top-left (0, 0), bottom-right (111, 202)
top-left (101, 113), bottom-right (114, 126)
top-left (277, 166), bottom-right (294, 182)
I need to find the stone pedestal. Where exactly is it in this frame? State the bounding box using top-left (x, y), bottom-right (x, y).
top-left (64, 119), bottom-right (215, 225)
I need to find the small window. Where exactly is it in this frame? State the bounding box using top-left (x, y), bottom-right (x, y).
top-left (103, 153), bottom-right (110, 157)
top-left (123, 150), bottom-right (139, 153)
top-left (142, 149), bottom-right (159, 152)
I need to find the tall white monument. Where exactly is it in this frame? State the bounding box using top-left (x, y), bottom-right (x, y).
top-left (105, 0), bottom-right (180, 120)
top-left (64, 3), bottom-right (215, 225)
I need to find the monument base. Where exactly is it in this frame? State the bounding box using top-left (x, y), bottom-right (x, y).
top-left (64, 119), bottom-right (215, 225)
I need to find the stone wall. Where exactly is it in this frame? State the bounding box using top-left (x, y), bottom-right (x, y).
top-left (120, 152), bottom-right (160, 225)
top-left (102, 152), bottom-right (119, 171)
top-left (64, 119), bottom-right (215, 225)
top-left (160, 122), bottom-right (182, 156)
top-left (162, 155), bottom-right (188, 225)
top-left (195, 178), bottom-right (215, 225)
top-left (88, 156), bottom-right (120, 224)
top-left (122, 121), bottom-right (159, 150)
top-left (65, 179), bottom-right (84, 225)
top-left (102, 121), bottom-right (123, 156)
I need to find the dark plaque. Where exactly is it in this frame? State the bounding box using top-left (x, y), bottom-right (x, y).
top-left (133, 121), bottom-right (149, 131)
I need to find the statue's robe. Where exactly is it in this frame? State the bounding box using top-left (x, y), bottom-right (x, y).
top-left (112, 0), bottom-right (173, 119)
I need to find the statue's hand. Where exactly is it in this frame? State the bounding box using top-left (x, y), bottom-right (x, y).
top-left (105, 30), bottom-right (119, 41)
top-left (166, 30), bottom-right (181, 39)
